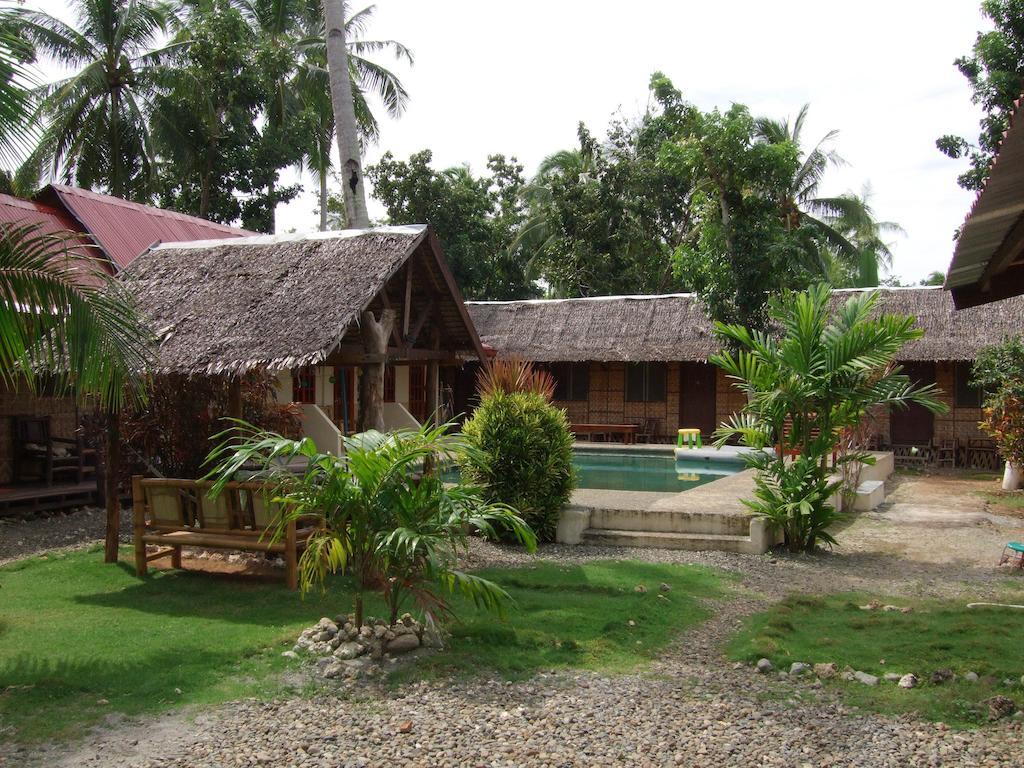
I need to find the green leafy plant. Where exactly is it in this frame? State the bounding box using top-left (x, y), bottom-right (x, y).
top-left (458, 389), bottom-right (576, 542)
top-left (207, 421), bottom-right (536, 627)
top-left (711, 284), bottom-right (947, 552)
top-left (972, 334), bottom-right (1024, 468)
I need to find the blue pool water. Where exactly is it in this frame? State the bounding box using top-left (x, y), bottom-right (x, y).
top-left (574, 450), bottom-right (737, 493)
top-left (446, 449), bottom-right (738, 493)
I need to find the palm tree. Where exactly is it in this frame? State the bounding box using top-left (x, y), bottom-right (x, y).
top-left (755, 105), bottom-right (869, 274)
top-left (208, 422), bottom-right (536, 625)
top-left (322, 0), bottom-right (368, 227)
top-left (293, 3), bottom-right (411, 229)
top-left (0, 223), bottom-right (151, 409)
top-left (827, 185), bottom-right (904, 288)
top-left (0, 19), bottom-right (36, 169)
top-left (711, 284), bottom-right (946, 552)
top-left (513, 148), bottom-right (593, 267)
top-left (11, 0), bottom-right (177, 199)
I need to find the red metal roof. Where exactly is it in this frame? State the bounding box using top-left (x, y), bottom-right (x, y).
top-left (0, 192), bottom-right (110, 285)
top-left (42, 184), bottom-right (255, 270)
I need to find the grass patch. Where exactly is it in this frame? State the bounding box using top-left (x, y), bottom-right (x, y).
top-left (729, 593), bottom-right (1024, 727)
top-left (406, 560), bottom-right (727, 682)
top-left (980, 489), bottom-right (1024, 516)
top-left (0, 548), bottom-right (727, 744)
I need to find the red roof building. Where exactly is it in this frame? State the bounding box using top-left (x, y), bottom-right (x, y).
top-left (37, 184), bottom-right (254, 271)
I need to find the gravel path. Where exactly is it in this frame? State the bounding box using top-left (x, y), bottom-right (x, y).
top-left (7, 472), bottom-right (1024, 767)
top-left (0, 506), bottom-right (132, 566)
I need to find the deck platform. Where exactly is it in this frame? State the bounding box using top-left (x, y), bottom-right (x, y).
top-left (0, 480), bottom-right (98, 516)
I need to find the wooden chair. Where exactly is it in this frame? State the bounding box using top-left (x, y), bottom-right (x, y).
top-left (935, 438), bottom-right (957, 469)
top-left (636, 417), bottom-right (661, 443)
top-left (12, 415), bottom-right (94, 486)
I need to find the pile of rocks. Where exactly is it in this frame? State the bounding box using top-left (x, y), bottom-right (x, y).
top-left (288, 613), bottom-right (435, 679)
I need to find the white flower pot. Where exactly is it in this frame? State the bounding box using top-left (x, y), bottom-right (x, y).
top-left (1003, 461), bottom-right (1022, 491)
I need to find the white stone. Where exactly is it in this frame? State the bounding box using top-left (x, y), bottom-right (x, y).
top-left (555, 506), bottom-right (591, 545)
top-left (853, 671), bottom-right (879, 686)
top-left (898, 674), bottom-right (918, 689)
top-left (756, 658), bottom-right (773, 674)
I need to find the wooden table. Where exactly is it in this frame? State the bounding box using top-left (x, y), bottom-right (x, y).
top-left (571, 423), bottom-right (638, 444)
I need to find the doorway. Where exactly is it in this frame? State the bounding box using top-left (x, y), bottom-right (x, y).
top-left (679, 362), bottom-right (717, 437)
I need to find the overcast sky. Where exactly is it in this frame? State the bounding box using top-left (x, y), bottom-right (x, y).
top-left (36, 0), bottom-right (989, 283)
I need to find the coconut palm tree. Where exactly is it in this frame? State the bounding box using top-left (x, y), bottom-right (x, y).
top-left (0, 223), bottom-right (150, 410)
top-left (755, 105), bottom-right (870, 274)
top-left (827, 185), bottom-right (904, 288)
top-left (11, 0), bottom-right (177, 199)
top-left (293, 2), bottom-right (412, 229)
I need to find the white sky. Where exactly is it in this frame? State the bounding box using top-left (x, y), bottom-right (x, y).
top-left (35, 0), bottom-right (988, 283)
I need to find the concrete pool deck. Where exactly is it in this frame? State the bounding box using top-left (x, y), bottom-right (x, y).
top-left (559, 468), bottom-right (778, 554)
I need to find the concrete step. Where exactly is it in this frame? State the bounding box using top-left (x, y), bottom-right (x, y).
top-left (853, 479), bottom-right (886, 512)
top-left (581, 527), bottom-right (757, 553)
top-left (588, 507), bottom-right (751, 536)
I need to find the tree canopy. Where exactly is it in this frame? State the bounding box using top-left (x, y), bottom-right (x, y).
top-left (937, 0), bottom-right (1024, 191)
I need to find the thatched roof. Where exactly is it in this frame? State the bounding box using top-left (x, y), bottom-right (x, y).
top-left (125, 226), bottom-right (483, 375)
top-left (467, 287), bottom-right (1024, 363)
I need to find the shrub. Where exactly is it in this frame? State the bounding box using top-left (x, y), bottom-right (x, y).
top-left (458, 390), bottom-right (576, 542)
top-left (712, 284), bottom-right (946, 553)
top-left (476, 357), bottom-right (556, 401)
top-left (972, 335), bottom-right (1024, 468)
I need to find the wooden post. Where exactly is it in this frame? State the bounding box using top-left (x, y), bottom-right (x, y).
top-left (426, 360), bottom-right (440, 426)
top-left (104, 413), bottom-right (120, 563)
top-left (227, 376), bottom-right (243, 420)
top-left (132, 475), bottom-right (147, 577)
top-left (357, 308), bottom-right (396, 432)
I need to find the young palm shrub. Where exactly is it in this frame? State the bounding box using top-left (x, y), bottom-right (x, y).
top-left (207, 421), bottom-right (536, 627)
top-left (476, 357), bottom-right (556, 401)
top-left (711, 284), bottom-right (947, 553)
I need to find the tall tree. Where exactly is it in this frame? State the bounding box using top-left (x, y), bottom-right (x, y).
top-left (519, 97), bottom-right (693, 297)
top-left (12, 0), bottom-right (175, 199)
top-left (323, 0), bottom-right (368, 227)
top-left (825, 185), bottom-right (904, 288)
top-left (294, 2), bottom-right (411, 230)
top-left (365, 150), bottom-right (539, 300)
top-left (937, 0), bottom-right (1024, 191)
top-left (655, 73), bottom-right (813, 329)
top-left (754, 104), bottom-right (869, 274)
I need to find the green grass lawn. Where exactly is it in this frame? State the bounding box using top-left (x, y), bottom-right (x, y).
top-left (980, 489), bottom-right (1024, 515)
top-left (0, 546), bottom-right (727, 744)
top-left (729, 593), bottom-right (1024, 727)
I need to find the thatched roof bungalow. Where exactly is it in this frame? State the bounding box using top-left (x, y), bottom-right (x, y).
top-left (467, 288), bottom-right (1024, 467)
top-left (125, 225), bottom-right (483, 441)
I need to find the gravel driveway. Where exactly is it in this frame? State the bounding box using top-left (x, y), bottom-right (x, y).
top-left (6, 472), bottom-right (1024, 767)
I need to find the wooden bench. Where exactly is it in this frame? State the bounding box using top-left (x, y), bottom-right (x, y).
top-left (572, 423), bottom-right (639, 444)
top-left (131, 476), bottom-right (318, 590)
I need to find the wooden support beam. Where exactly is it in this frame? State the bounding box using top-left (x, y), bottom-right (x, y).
top-left (357, 308), bottom-right (396, 432)
top-left (405, 304), bottom-right (431, 347)
top-left (377, 291), bottom-right (404, 349)
top-left (104, 413), bottom-right (120, 564)
top-left (403, 261), bottom-right (413, 340)
top-left (227, 377), bottom-right (243, 420)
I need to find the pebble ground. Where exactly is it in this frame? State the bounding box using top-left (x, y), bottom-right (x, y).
top-left (5, 472), bottom-right (1024, 767)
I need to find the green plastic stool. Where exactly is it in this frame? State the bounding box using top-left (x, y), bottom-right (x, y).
top-left (677, 428), bottom-right (702, 449)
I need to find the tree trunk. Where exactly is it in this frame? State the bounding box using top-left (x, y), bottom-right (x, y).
top-left (323, 0), bottom-right (370, 228)
top-left (319, 166), bottom-right (329, 232)
top-left (357, 309), bottom-right (396, 432)
top-left (103, 414), bottom-right (121, 563)
top-left (227, 377), bottom-right (243, 420)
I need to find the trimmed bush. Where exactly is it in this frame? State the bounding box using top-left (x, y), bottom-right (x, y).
top-left (458, 390), bottom-right (576, 542)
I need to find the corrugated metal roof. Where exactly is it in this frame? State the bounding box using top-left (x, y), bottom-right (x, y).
top-left (946, 98), bottom-right (1024, 304)
top-left (43, 184), bottom-right (254, 270)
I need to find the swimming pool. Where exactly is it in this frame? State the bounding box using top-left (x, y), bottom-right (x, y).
top-left (445, 449), bottom-right (738, 494)
top-left (574, 449), bottom-right (737, 493)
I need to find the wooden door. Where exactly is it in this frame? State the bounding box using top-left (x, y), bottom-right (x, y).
top-left (408, 364), bottom-right (427, 423)
top-left (679, 362), bottom-right (717, 437)
top-left (333, 366), bottom-right (356, 433)
top-left (890, 362), bottom-right (935, 445)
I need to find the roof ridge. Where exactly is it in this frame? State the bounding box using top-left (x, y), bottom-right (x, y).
top-left (152, 225), bottom-right (427, 252)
